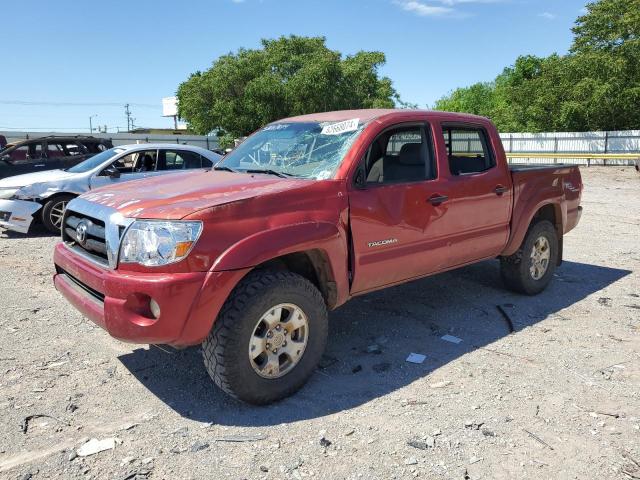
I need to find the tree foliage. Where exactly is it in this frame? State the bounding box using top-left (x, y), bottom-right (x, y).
top-left (177, 36), bottom-right (398, 139)
top-left (434, 0), bottom-right (640, 132)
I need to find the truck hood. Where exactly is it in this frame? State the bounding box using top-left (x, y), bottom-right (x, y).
top-left (81, 170), bottom-right (315, 219)
top-left (0, 169), bottom-right (77, 188)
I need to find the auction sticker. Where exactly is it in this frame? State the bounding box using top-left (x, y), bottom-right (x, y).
top-left (321, 118), bottom-right (360, 136)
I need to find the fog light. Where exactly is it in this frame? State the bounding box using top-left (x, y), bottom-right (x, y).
top-left (149, 298), bottom-right (161, 319)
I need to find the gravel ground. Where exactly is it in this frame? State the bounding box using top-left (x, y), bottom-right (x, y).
top-left (0, 167), bottom-right (638, 480)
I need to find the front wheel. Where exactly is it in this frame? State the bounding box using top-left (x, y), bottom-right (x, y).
top-left (202, 270), bottom-right (328, 405)
top-left (500, 220), bottom-right (559, 295)
top-left (41, 194), bottom-right (74, 234)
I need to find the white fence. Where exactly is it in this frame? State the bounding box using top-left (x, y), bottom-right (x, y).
top-left (2, 129), bottom-right (639, 166)
top-left (0, 131), bottom-right (219, 151)
top-left (500, 130), bottom-right (640, 166)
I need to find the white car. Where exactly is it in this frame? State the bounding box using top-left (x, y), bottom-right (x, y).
top-left (0, 143), bottom-right (221, 233)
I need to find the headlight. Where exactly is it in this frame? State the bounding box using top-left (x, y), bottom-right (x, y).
top-left (0, 188), bottom-right (18, 199)
top-left (119, 220), bottom-right (203, 267)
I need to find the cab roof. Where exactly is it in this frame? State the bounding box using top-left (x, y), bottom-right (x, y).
top-left (278, 109), bottom-right (489, 124)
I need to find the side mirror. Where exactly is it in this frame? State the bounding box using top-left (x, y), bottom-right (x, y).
top-left (103, 165), bottom-right (120, 178)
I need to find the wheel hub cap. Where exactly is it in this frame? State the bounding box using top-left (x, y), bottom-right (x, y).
top-left (249, 303), bottom-right (309, 379)
top-left (529, 236), bottom-right (551, 281)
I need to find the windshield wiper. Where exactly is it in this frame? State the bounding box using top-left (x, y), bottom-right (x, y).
top-left (213, 165), bottom-right (237, 173)
top-left (244, 168), bottom-right (295, 178)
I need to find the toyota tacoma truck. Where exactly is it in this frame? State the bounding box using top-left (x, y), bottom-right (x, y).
top-left (53, 109), bottom-right (583, 404)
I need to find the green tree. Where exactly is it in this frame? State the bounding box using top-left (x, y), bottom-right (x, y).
top-left (434, 0), bottom-right (640, 132)
top-left (176, 36), bottom-right (398, 139)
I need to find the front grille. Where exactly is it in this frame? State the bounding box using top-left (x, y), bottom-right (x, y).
top-left (62, 209), bottom-right (109, 266)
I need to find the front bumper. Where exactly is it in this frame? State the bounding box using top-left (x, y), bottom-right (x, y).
top-left (0, 199), bottom-right (42, 233)
top-left (53, 242), bottom-right (250, 346)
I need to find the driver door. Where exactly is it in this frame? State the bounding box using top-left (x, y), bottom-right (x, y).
top-left (89, 149), bottom-right (161, 189)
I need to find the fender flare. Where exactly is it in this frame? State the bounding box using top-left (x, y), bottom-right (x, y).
top-left (502, 200), bottom-right (564, 257)
top-left (212, 221), bottom-right (350, 306)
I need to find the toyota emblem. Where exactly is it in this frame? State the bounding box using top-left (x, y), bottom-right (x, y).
top-left (76, 221), bottom-right (88, 245)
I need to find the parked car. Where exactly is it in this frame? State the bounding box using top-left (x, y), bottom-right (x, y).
top-left (52, 109), bottom-right (583, 404)
top-left (0, 136), bottom-right (113, 179)
top-left (0, 143), bottom-right (221, 233)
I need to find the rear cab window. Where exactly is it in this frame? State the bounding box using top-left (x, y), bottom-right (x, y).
top-left (442, 125), bottom-right (495, 175)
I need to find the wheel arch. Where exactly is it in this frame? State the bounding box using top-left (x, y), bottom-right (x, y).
top-left (212, 222), bottom-right (350, 310)
top-left (503, 201), bottom-right (564, 264)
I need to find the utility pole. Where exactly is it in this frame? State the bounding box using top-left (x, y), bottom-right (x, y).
top-left (89, 114), bottom-right (97, 133)
top-left (124, 104), bottom-right (132, 132)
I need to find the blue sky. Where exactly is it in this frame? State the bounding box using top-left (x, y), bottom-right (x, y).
top-left (0, 0), bottom-right (589, 133)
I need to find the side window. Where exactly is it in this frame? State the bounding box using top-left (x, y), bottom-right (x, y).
top-left (365, 125), bottom-right (435, 184)
top-left (200, 155), bottom-right (213, 168)
top-left (164, 150), bottom-right (203, 170)
top-left (8, 146), bottom-right (29, 162)
top-left (61, 141), bottom-right (83, 156)
top-left (111, 150), bottom-right (157, 174)
top-left (442, 126), bottom-right (495, 175)
top-left (46, 142), bottom-right (65, 158)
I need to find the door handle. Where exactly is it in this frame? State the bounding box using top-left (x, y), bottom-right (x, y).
top-left (428, 194), bottom-right (448, 205)
top-left (494, 185), bottom-right (508, 195)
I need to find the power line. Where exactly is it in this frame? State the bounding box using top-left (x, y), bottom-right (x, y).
top-left (0, 100), bottom-right (160, 109)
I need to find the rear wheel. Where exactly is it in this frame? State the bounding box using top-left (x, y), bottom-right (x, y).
top-left (500, 220), bottom-right (558, 295)
top-left (202, 270), bottom-right (328, 405)
top-left (42, 194), bottom-right (74, 234)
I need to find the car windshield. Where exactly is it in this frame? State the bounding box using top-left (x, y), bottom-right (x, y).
top-left (217, 119), bottom-right (366, 179)
top-left (65, 148), bottom-right (124, 173)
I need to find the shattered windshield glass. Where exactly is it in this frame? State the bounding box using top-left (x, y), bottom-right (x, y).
top-left (217, 119), bottom-right (366, 179)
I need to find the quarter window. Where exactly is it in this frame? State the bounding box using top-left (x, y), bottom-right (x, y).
top-left (442, 126), bottom-right (495, 175)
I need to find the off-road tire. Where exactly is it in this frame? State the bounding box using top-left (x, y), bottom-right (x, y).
top-left (202, 270), bottom-right (328, 405)
top-left (500, 220), bottom-right (559, 295)
top-left (42, 194), bottom-right (75, 234)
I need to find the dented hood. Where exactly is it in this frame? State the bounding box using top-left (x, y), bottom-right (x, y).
top-left (0, 169), bottom-right (77, 189)
top-left (80, 170), bottom-right (313, 219)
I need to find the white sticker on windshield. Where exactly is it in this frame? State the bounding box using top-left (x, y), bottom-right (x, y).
top-left (263, 124), bottom-right (291, 131)
top-left (321, 118), bottom-right (360, 136)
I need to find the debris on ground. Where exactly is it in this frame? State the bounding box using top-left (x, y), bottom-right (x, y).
top-left (214, 433), bottom-right (267, 443)
top-left (406, 353), bottom-right (426, 364)
top-left (496, 305), bottom-right (515, 332)
top-left (429, 380), bottom-right (453, 389)
top-left (407, 436), bottom-right (435, 450)
top-left (77, 438), bottom-right (119, 457)
top-left (366, 344), bottom-right (383, 354)
top-left (20, 414), bottom-right (70, 434)
top-left (318, 355), bottom-right (338, 369)
top-left (372, 362), bottom-right (391, 373)
top-left (441, 334), bottom-right (463, 344)
top-left (319, 437), bottom-right (332, 447)
top-left (523, 429), bottom-right (554, 450)
top-left (190, 441), bottom-right (209, 452)
top-left (464, 420), bottom-right (484, 430)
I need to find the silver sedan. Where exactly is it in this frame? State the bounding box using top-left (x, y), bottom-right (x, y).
top-left (0, 144), bottom-right (221, 233)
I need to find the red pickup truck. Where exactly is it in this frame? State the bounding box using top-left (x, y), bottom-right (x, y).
top-left (53, 109), bottom-right (582, 404)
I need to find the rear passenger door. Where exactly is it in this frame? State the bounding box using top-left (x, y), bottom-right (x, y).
top-left (434, 123), bottom-right (512, 265)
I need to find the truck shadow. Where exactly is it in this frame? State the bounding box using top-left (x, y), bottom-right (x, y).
top-left (118, 259), bottom-right (630, 426)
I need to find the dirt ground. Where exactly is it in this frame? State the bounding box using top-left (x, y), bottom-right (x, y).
top-left (0, 167), bottom-right (638, 480)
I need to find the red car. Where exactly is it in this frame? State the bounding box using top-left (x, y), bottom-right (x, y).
top-left (53, 110), bottom-right (583, 404)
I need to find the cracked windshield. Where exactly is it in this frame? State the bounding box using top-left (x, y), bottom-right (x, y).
top-left (218, 119), bottom-right (366, 179)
